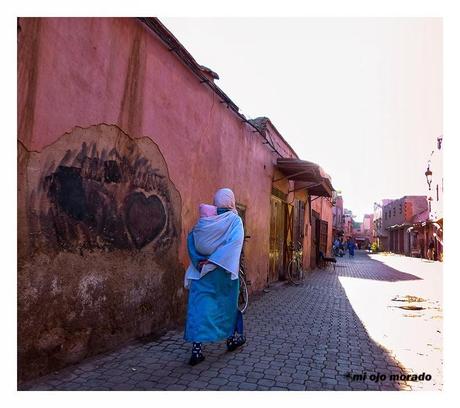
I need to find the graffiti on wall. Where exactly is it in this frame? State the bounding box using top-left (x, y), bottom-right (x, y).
top-left (24, 124), bottom-right (179, 255)
top-left (17, 124), bottom-right (185, 382)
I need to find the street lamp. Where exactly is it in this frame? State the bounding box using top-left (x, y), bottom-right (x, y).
top-left (425, 164), bottom-right (433, 191)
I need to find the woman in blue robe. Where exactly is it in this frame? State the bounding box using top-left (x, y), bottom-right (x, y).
top-left (347, 238), bottom-right (355, 257)
top-left (183, 188), bottom-right (245, 365)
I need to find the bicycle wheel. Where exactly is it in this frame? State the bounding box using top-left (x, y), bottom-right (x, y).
top-left (238, 273), bottom-right (249, 313)
top-left (287, 260), bottom-right (301, 285)
top-left (292, 260), bottom-right (303, 283)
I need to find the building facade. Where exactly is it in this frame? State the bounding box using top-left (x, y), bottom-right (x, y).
top-left (382, 196), bottom-right (428, 256)
top-left (423, 135), bottom-right (443, 260)
top-left (373, 199), bottom-right (393, 250)
top-left (353, 214), bottom-right (374, 248)
top-left (343, 208), bottom-right (354, 240)
top-left (332, 195), bottom-right (344, 239)
top-left (18, 18), bottom-right (334, 381)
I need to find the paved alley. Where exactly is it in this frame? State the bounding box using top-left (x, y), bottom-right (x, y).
top-left (20, 251), bottom-right (442, 391)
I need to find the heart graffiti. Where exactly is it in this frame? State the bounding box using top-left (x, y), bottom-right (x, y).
top-left (125, 192), bottom-right (167, 249)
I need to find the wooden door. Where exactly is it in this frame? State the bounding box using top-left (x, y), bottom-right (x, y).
top-left (319, 220), bottom-right (328, 256)
top-left (310, 211), bottom-right (319, 268)
top-left (293, 199), bottom-right (306, 247)
top-left (269, 195), bottom-right (286, 283)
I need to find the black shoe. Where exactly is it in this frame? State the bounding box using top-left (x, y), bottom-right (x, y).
top-left (188, 354), bottom-right (205, 366)
top-left (226, 335), bottom-right (246, 352)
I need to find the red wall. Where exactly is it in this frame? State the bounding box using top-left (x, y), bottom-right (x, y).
top-left (18, 17), bottom-right (292, 288)
top-left (18, 17), bottom-right (300, 380)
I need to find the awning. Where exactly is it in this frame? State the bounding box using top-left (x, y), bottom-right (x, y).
top-left (387, 223), bottom-right (411, 230)
top-left (275, 158), bottom-right (334, 197)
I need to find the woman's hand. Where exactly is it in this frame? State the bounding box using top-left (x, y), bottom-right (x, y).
top-left (198, 260), bottom-right (210, 270)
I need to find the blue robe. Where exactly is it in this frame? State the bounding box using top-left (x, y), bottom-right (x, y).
top-left (184, 231), bottom-right (239, 343)
top-left (348, 242), bottom-right (355, 256)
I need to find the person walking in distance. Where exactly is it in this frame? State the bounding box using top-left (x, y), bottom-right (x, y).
top-left (427, 238), bottom-right (435, 261)
top-left (347, 238), bottom-right (355, 258)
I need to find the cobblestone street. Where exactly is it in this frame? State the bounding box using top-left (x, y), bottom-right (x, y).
top-left (20, 251), bottom-right (442, 391)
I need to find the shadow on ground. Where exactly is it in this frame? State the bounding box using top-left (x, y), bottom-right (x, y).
top-left (331, 251), bottom-right (422, 282)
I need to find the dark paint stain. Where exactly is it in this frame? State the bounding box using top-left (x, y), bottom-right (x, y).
top-left (104, 160), bottom-right (122, 183)
top-left (35, 140), bottom-right (173, 252)
top-left (48, 166), bottom-right (88, 221)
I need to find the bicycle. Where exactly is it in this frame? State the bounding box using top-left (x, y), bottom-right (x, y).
top-left (238, 235), bottom-right (250, 313)
top-left (286, 241), bottom-right (304, 285)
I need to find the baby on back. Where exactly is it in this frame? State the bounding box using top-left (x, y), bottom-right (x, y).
top-left (195, 204), bottom-right (217, 269)
top-left (199, 203), bottom-right (217, 218)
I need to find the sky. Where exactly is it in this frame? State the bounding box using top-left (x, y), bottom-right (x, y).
top-left (162, 18), bottom-right (442, 220)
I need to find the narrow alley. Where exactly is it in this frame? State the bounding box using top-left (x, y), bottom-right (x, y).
top-left (21, 251), bottom-right (442, 391)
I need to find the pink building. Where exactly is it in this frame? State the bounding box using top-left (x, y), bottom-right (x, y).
top-left (373, 199), bottom-right (393, 250)
top-left (18, 18), bottom-right (335, 381)
top-left (342, 208), bottom-right (354, 239)
top-left (360, 214), bottom-right (374, 247)
top-left (332, 195), bottom-right (344, 239)
top-left (349, 216), bottom-right (371, 249)
top-left (382, 196), bottom-right (428, 256)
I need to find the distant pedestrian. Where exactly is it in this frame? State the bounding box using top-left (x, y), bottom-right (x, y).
top-left (333, 238), bottom-right (340, 256)
top-left (339, 239), bottom-right (345, 257)
top-left (427, 238), bottom-right (435, 261)
top-left (183, 188), bottom-right (245, 366)
top-left (347, 239), bottom-right (355, 258)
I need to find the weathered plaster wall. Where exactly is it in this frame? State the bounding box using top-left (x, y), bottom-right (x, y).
top-left (18, 124), bottom-right (184, 381)
top-left (18, 17), bottom-right (296, 381)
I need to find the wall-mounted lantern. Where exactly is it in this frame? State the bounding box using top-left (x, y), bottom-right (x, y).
top-left (425, 164), bottom-right (433, 191)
